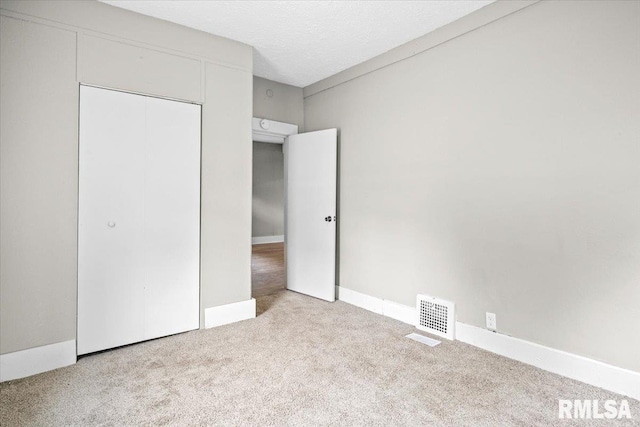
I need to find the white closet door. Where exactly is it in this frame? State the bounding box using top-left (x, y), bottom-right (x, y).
top-left (144, 96), bottom-right (200, 340)
top-left (78, 86), bottom-right (147, 354)
top-left (78, 86), bottom-right (200, 355)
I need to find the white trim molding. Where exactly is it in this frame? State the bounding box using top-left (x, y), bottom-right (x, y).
top-left (204, 298), bottom-right (256, 329)
top-left (382, 299), bottom-right (416, 326)
top-left (252, 235), bottom-right (285, 245)
top-left (336, 286), bottom-right (383, 314)
top-left (252, 117), bottom-right (298, 144)
top-left (336, 286), bottom-right (640, 400)
top-left (455, 323), bottom-right (640, 401)
top-left (0, 340), bottom-right (76, 382)
top-left (336, 286), bottom-right (415, 326)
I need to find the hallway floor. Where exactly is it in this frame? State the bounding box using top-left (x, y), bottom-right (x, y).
top-left (251, 242), bottom-right (286, 298)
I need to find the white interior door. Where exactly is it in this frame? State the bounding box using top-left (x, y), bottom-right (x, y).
top-left (78, 86), bottom-right (200, 355)
top-left (286, 129), bottom-right (337, 302)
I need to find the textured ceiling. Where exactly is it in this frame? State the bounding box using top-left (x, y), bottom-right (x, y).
top-left (101, 1), bottom-right (493, 88)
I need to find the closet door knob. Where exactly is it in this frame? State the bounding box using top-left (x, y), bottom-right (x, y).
top-left (107, 221), bottom-right (116, 228)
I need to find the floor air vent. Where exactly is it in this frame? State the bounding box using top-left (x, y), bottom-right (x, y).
top-left (416, 294), bottom-right (455, 340)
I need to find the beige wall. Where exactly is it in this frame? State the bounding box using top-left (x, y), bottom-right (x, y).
top-left (0, 0), bottom-right (253, 354)
top-left (253, 76), bottom-right (304, 130)
top-left (0, 16), bottom-right (78, 354)
top-left (252, 142), bottom-right (285, 238)
top-left (304, 0), bottom-right (640, 372)
top-left (201, 63), bottom-right (253, 315)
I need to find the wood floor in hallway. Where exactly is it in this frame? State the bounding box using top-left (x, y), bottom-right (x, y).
top-left (251, 242), bottom-right (286, 298)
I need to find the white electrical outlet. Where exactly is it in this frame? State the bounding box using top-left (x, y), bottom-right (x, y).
top-left (486, 312), bottom-right (497, 331)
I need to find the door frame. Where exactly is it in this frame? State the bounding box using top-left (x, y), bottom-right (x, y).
top-left (78, 84), bottom-right (203, 355)
top-left (251, 117), bottom-right (298, 247)
top-left (251, 119), bottom-right (339, 302)
top-left (251, 117), bottom-right (298, 144)
top-left (251, 117), bottom-right (297, 297)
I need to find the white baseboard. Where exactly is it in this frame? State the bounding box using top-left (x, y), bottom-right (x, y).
top-left (252, 235), bottom-right (284, 245)
top-left (382, 299), bottom-right (416, 325)
top-left (455, 323), bottom-right (640, 401)
top-left (336, 285), bottom-right (416, 326)
top-left (336, 286), bottom-right (383, 314)
top-left (204, 298), bottom-right (256, 329)
top-left (0, 340), bottom-right (76, 382)
top-left (336, 286), bottom-right (640, 401)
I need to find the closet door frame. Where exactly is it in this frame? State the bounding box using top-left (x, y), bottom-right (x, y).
top-left (77, 84), bottom-right (202, 355)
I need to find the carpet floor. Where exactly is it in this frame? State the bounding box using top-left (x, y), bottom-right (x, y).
top-left (1, 290), bottom-right (638, 426)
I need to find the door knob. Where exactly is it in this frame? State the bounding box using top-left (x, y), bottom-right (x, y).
top-left (107, 221), bottom-right (116, 228)
top-left (325, 216), bottom-right (332, 222)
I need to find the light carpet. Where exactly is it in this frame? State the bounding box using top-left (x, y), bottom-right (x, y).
top-left (1, 290), bottom-right (638, 426)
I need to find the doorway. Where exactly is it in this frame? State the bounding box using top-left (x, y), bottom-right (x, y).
top-left (251, 118), bottom-right (296, 298)
top-left (78, 85), bottom-right (200, 355)
top-left (251, 118), bottom-right (338, 302)
top-left (251, 140), bottom-right (286, 297)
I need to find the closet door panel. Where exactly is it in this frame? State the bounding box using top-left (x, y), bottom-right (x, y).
top-left (143, 97), bottom-right (201, 339)
top-left (78, 86), bottom-right (146, 355)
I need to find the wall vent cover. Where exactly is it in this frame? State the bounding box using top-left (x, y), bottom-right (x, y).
top-left (416, 294), bottom-right (455, 340)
